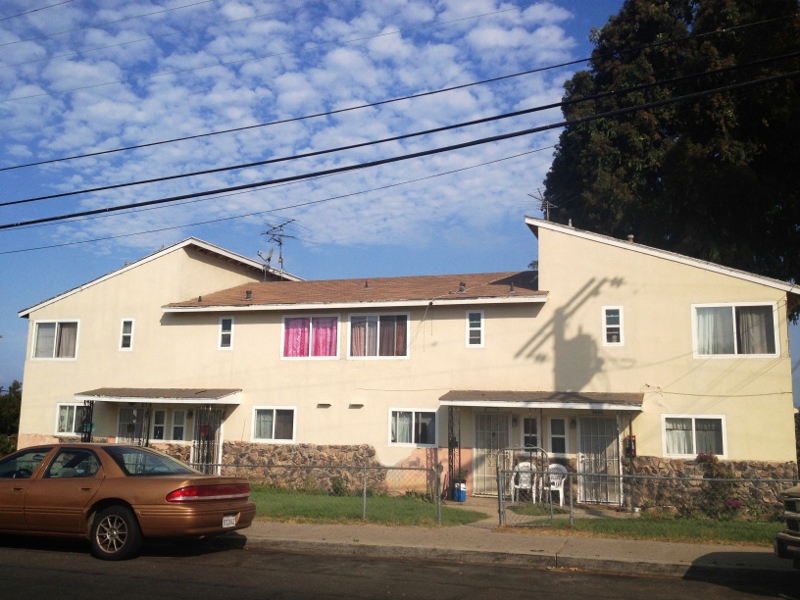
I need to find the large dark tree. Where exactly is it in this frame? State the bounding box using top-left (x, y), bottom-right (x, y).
top-left (544, 0), bottom-right (800, 298)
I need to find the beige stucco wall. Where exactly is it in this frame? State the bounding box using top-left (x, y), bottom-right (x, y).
top-left (18, 246), bottom-right (263, 446)
top-left (17, 227), bottom-right (797, 467)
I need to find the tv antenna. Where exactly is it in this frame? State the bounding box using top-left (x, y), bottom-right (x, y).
top-left (261, 219), bottom-right (297, 275)
top-left (256, 248), bottom-right (274, 281)
top-left (528, 190), bottom-right (556, 221)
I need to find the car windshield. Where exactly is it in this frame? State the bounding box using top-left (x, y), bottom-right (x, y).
top-left (104, 446), bottom-right (199, 477)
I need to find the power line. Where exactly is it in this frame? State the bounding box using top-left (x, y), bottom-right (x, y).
top-left (0, 0), bottom-right (76, 23)
top-left (0, 0), bottom-right (216, 48)
top-left (2, 69), bottom-right (796, 232)
top-left (1, 11), bottom-right (793, 172)
top-left (0, 145), bottom-right (555, 254)
top-left (4, 50), bottom-right (796, 208)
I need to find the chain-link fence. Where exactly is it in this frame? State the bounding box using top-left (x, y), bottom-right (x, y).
top-left (497, 465), bottom-right (799, 527)
top-left (193, 462), bottom-right (443, 524)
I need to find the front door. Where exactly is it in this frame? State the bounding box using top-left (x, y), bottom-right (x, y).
top-left (473, 413), bottom-right (509, 495)
top-left (577, 416), bottom-right (621, 505)
top-left (192, 406), bottom-right (223, 474)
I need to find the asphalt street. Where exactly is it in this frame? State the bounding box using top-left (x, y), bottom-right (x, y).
top-left (0, 535), bottom-right (798, 600)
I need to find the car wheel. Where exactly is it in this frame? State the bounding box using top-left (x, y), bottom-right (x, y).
top-left (89, 506), bottom-right (142, 561)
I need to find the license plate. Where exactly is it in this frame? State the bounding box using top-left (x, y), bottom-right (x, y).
top-left (222, 515), bottom-right (236, 528)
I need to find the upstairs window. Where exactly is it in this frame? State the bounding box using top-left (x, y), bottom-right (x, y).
top-left (466, 311), bottom-right (484, 347)
top-left (120, 319), bottom-right (134, 350)
top-left (283, 316), bottom-right (338, 357)
top-left (602, 307), bottom-right (623, 346)
top-left (219, 317), bottom-right (233, 349)
top-left (33, 321), bottom-right (78, 359)
top-left (350, 315), bottom-right (408, 357)
top-left (694, 304), bottom-right (777, 356)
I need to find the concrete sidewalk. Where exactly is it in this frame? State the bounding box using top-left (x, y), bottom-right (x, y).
top-left (231, 514), bottom-right (797, 580)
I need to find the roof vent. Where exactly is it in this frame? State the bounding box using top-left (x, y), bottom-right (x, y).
top-left (457, 281), bottom-right (466, 293)
top-left (245, 290), bottom-right (252, 300)
top-left (363, 280), bottom-right (369, 289)
top-left (627, 234), bottom-right (635, 243)
top-left (509, 282), bottom-right (516, 294)
top-left (198, 296), bottom-right (202, 303)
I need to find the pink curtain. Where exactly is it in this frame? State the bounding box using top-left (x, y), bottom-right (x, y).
top-left (284, 318), bottom-right (310, 357)
top-left (311, 317), bottom-right (338, 356)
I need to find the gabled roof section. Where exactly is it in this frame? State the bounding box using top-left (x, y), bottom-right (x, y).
top-left (164, 271), bottom-right (546, 312)
top-left (526, 217), bottom-right (800, 295)
top-left (19, 237), bottom-right (302, 318)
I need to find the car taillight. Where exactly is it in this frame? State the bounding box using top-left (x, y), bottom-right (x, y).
top-left (166, 483), bottom-right (250, 502)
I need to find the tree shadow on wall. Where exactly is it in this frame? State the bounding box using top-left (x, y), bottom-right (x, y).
top-left (515, 277), bottom-right (625, 391)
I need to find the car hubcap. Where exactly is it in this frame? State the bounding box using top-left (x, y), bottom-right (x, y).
top-left (96, 515), bottom-right (128, 553)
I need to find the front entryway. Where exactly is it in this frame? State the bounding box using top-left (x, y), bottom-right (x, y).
top-left (191, 407), bottom-right (224, 473)
top-left (577, 416), bottom-right (621, 504)
top-left (473, 413), bottom-right (510, 495)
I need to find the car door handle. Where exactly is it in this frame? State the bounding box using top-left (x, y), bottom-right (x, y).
top-left (13, 487), bottom-right (24, 491)
top-left (80, 487), bottom-right (93, 491)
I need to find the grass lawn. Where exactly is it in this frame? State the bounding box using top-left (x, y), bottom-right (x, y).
top-left (249, 486), bottom-right (488, 526)
top-left (542, 517), bottom-right (785, 546)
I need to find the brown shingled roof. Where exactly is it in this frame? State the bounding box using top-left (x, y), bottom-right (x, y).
top-left (165, 271), bottom-right (543, 309)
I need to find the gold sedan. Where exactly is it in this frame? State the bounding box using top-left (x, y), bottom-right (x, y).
top-left (0, 443), bottom-right (256, 560)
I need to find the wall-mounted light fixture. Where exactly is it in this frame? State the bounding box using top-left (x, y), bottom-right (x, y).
top-left (570, 419), bottom-right (577, 429)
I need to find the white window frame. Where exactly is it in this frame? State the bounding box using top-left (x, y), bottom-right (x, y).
top-left (171, 410), bottom-right (186, 442)
top-left (388, 409), bottom-right (437, 447)
top-left (219, 317), bottom-right (234, 350)
top-left (347, 312), bottom-right (411, 359)
top-left (602, 306), bottom-right (624, 346)
top-left (281, 314), bottom-right (340, 359)
top-left (252, 406), bottom-right (297, 443)
top-left (691, 302), bottom-right (779, 358)
top-left (521, 416), bottom-right (538, 448)
top-left (466, 310), bottom-right (484, 348)
top-left (661, 414), bottom-right (727, 459)
top-left (151, 409), bottom-right (167, 441)
top-left (32, 320), bottom-right (80, 360)
top-left (548, 418), bottom-right (568, 455)
top-left (119, 318), bottom-right (134, 351)
top-left (55, 403), bottom-right (84, 436)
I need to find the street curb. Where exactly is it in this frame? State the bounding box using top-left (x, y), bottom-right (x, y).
top-left (241, 538), bottom-right (557, 569)
top-left (235, 537), bottom-right (799, 580)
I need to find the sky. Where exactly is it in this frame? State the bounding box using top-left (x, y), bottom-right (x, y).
top-left (0, 0), bottom-right (797, 405)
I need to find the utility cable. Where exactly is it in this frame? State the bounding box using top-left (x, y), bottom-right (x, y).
top-left (4, 50), bottom-right (797, 208)
top-left (0, 146), bottom-right (554, 254)
top-left (0, 0), bottom-right (216, 48)
top-left (2, 69), bottom-right (796, 232)
top-left (1, 11), bottom-right (794, 172)
top-left (0, 0), bottom-right (76, 23)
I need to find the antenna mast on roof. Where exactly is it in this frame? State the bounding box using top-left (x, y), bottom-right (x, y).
top-left (261, 219), bottom-right (297, 276)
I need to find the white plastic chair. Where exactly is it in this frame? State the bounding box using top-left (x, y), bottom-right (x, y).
top-left (544, 463), bottom-right (568, 506)
top-left (511, 462), bottom-right (535, 502)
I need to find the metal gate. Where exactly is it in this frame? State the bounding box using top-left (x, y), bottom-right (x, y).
top-left (473, 413), bottom-right (509, 495)
top-left (496, 446), bottom-right (554, 527)
top-left (577, 416), bottom-right (622, 505)
top-left (192, 406), bottom-right (223, 474)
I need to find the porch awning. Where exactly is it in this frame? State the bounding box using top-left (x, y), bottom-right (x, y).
top-left (75, 387), bottom-right (242, 405)
top-left (439, 390), bottom-right (643, 411)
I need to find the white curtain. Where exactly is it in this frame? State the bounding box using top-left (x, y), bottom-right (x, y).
top-left (255, 409), bottom-right (274, 439)
top-left (696, 307), bottom-right (734, 355)
top-left (695, 419), bottom-right (723, 455)
top-left (665, 418), bottom-right (693, 455)
top-left (391, 411), bottom-right (412, 443)
top-left (34, 323), bottom-right (56, 358)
